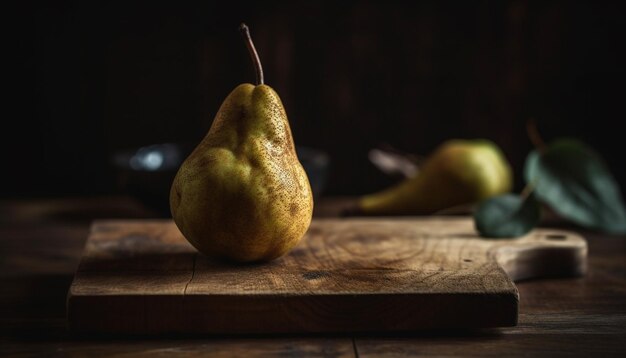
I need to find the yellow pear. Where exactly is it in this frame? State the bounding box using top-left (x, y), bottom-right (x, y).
top-left (170, 24), bottom-right (313, 263)
top-left (360, 139), bottom-right (512, 215)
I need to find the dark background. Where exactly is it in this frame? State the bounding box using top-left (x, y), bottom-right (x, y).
top-left (5, 0), bottom-right (625, 198)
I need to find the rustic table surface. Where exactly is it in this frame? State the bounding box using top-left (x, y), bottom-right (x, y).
top-left (1, 196), bottom-right (625, 357)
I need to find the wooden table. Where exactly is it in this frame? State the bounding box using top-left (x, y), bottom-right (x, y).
top-left (1, 196), bottom-right (625, 357)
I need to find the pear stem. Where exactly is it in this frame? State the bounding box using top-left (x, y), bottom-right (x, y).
top-left (526, 118), bottom-right (546, 153)
top-left (520, 182), bottom-right (534, 200)
top-left (239, 23), bottom-right (264, 85)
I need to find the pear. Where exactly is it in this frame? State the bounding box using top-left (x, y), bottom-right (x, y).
top-left (359, 139), bottom-right (512, 215)
top-left (170, 24), bottom-right (313, 263)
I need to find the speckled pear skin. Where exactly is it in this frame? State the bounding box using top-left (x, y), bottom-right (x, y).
top-left (170, 83), bottom-right (313, 263)
top-left (360, 139), bottom-right (512, 215)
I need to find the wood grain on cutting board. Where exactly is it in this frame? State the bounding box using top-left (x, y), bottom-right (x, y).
top-left (67, 218), bottom-right (586, 334)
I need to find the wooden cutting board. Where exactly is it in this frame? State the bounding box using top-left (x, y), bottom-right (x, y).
top-left (67, 218), bottom-right (586, 334)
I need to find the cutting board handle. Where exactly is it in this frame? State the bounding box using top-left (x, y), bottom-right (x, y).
top-left (490, 230), bottom-right (587, 282)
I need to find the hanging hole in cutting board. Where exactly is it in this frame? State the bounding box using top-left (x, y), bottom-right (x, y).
top-left (545, 234), bottom-right (567, 241)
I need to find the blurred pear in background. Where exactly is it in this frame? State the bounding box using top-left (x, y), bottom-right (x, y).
top-left (359, 139), bottom-right (512, 215)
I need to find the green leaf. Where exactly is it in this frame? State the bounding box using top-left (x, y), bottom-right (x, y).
top-left (525, 138), bottom-right (626, 234)
top-left (474, 193), bottom-right (541, 238)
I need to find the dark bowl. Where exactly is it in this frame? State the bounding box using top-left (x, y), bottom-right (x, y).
top-left (112, 143), bottom-right (329, 216)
